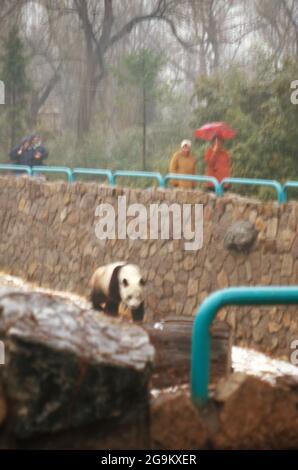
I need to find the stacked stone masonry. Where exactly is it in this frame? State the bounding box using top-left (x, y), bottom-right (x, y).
top-left (0, 175), bottom-right (297, 357)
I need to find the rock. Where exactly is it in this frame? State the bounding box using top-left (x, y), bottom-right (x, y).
top-left (268, 321), bottom-right (282, 334)
top-left (275, 374), bottom-right (298, 391)
top-left (0, 288), bottom-right (154, 439)
top-left (266, 218), bottom-right (278, 238)
top-left (163, 281), bottom-right (173, 297)
top-left (187, 278), bottom-right (199, 297)
top-left (214, 373), bottom-right (298, 449)
top-left (224, 221), bottom-right (258, 252)
top-left (183, 257), bottom-right (196, 271)
top-left (214, 372), bottom-right (247, 402)
top-left (251, 309), bottom-right (261, 327)
top-left (281, 254), bottom-right (294, 277)
top-left (150, 392), bottom-right (209, 450)
top-left (217, 269), bottom-right (229, 289)
top-left (60, 207), bottom-right (68, 222)
top-left (255, 216), bottom-right (266, 233)
top-left (292, 236), bottom-right (298, 258)
top-left (18, 198), bottom-right (26, 212)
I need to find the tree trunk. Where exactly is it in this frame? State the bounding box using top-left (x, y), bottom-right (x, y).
top-left (11, 87), bottom-right (16, 148)
top-left (143, 317), bottom-right (232, 389)
top-left (77, 56), bottom-right (98, 141)
top-left (142, 85), bottom-right (147, 171)
top-left (29, 67), bottom-right (61, 129)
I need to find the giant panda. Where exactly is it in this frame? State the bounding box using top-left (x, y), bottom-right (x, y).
top-left (89, 262), bottom-right (145, 322)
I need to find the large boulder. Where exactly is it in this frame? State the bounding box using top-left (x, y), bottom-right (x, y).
top-left (214, 373), bottom-right (298, 449)
top-left (150, 391), bottom-right (210, 450)
top-left (0, 288), bottom-right (154, 439)
top-left (150, 373), bottom-right (298, 450)
top-left (224, 220), bottom-right (258, 252)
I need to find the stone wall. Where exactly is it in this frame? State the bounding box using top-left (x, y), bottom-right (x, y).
top-left (0, 175), bottom-right (297, 357)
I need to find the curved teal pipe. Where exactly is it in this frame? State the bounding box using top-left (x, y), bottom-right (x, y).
top-left (192, 286), bottom-right (298, 406)
top-left (220, 177), bottom-right (286, 204)
top-left (32, 166), bottom-right (74, 183)
top-left (0, 164), bottom-right (32, 176)
top-left (164, 173), bottom-right (223, 196)
top-left (283, 181), bottom-right (298, 202)
top-left (113, 170), bottom-right (165, 188)
top-left (73, 168), bottom-right (115, 186)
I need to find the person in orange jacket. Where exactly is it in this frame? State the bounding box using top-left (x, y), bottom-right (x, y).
top-left (204, 136), bottom-right (231, 189)
top-left (169, 139), bottom-right (197, 189)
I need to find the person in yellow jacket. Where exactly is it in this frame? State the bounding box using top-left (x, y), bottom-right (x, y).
top-left (169, 139), bottom-right (197, 189)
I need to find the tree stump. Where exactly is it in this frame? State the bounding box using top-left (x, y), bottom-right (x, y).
top-left (144, 316), bottom-right (232, 389)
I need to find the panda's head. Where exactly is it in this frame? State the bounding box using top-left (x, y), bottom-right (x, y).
top-left (118, 264), bottom-right (145, 310)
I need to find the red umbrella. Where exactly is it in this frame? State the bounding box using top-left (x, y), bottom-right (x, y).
top-left (194, 122), bottom-right (236, 141)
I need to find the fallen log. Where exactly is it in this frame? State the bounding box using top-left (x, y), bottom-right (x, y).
top-left (143, 316), bottom-right (232, 388)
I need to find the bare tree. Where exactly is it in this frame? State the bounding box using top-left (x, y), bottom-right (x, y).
top-left (0, 0), bottom-right (25, 25)
top-left (255, 0), bottom-right (298, 61)
top-left (62, 0), bottom-right (191, 139)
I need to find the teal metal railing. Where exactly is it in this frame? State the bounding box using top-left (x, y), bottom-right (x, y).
top-left (220, 177), bottom-right (286, 204)
top-left (0, 164), bottom-right (32, 176)
top-left (191, 286), bottom-right (298, 406)
top-left (164, 173), bottom-right (223, 196)
top-left (73, 167), bottom-right (114, 186)
top-left (113, 170), bottom-right (165, 188)
top-left (283, 181), bottom-right (298, 202)
top-left (31, 166), bottom-right (74, 182)
top-left (0, 164), bottom-right (296, 204)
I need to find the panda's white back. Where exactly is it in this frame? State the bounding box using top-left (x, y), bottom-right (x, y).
top-left (90, 261), bottom-right (126, 295)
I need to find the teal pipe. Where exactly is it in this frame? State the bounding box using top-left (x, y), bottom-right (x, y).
top-left (31, 166), bottom-right (74, 183)
top-left (220, 177), bottom-right (286, 204)
top-left (0, 164), bottom-right (32, 176)
top-left (0, 163), bottom-right (296, 203)
top-left (113, 170), bottom-right (165, 188)
top-left (192, 286), bottom-right (298, 406)
top-left (283, 181), bottom-right (298, 203)
top-left (164, 173), bottom-right (223, 196)
top-left (73, 168), bottom-right (115, 186)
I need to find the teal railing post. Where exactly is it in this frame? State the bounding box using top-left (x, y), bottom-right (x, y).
top-left (0, 164), bottom-right (32, 176)
top-left (164, 173), bottom-right (223, 196)
top-left (113, 170), bottom-right (164, 188)
top-left (192, 286), bottom-right (298, 406)
top-left (283, 181), bottom-right (298, 203)
top-left (220, 177), bottom-right (286, 204)
top-left (31, 166), bottom-right (74, 183)
top-left (73, 168), bottom-right (115, 186)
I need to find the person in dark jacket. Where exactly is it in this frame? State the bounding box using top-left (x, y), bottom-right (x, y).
top-left (28, 134), bottom-right (49, 165)
top-left (9, 136), bottom-right (31, 164)
top-left (9, 134), bottom-right (49, 167)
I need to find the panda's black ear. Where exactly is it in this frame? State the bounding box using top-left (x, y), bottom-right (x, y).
top-left (123, 278), bottom-right (129, 287)
top-left (139, 278), bottom-right (146, 286)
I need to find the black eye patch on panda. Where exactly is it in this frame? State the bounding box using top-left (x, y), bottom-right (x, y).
top-left (139, 278), bottom-right (145, 286)
top-left (123, 278), bottom-right (129, 287)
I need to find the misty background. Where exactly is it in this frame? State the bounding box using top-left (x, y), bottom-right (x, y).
top-left (0, 0), bottom-right (297, 196)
